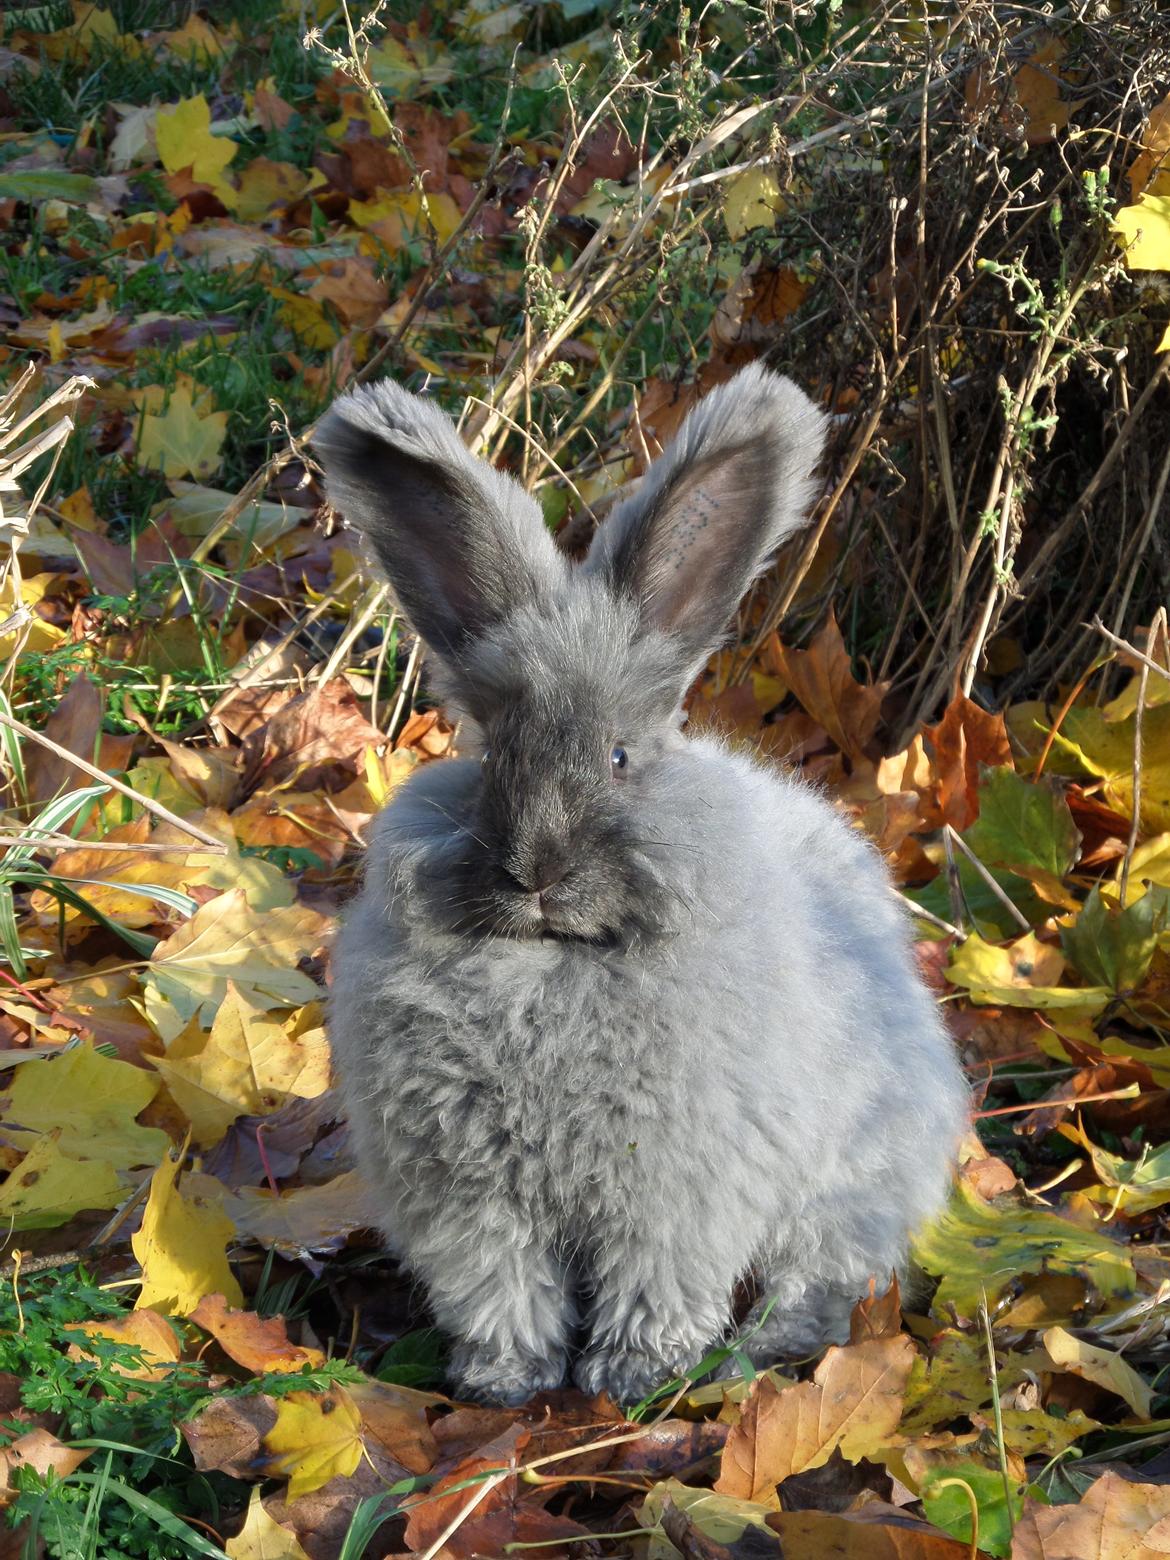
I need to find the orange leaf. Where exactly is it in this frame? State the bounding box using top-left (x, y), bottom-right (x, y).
top-left (926, 691), bottom-right (1013, 831)
top-left (771, 613), bottom-right (889, 761)
top-left (190, 1293), bottom-right (325, 1374)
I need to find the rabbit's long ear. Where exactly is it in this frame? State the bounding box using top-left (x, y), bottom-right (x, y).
top-left (314, 382), bottom-right (568, 657)
top-left (584, 364), bottom-right (827, 672)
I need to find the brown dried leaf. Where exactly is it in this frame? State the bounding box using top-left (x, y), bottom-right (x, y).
top-left (182, 1393), bottom-right (278, 1479)
top-left (926, 691), bottom-right (1013, 832)
top-left (23, 672), bottom-right (133, 805)
top-left (239, 679), bottom-right (383, 794)
top-left (771, 614), bottom-right (889, 762)
top-left (1010, 1470), bottom-right (1170, 1559)
top-left (403, 1423), bottom-right (593, 1559)
top-left (849, 1274), bottom-right (902, 1345)
top-left (715, 1336), bottom-right (916, 1507)
top-left (770, 1503), bottom-right (973, 1558)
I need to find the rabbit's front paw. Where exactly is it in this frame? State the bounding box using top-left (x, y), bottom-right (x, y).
top-left (573, 1346), bottom-right (694, 1406)
top-left (450, 1342), bottom-right (568, 1406)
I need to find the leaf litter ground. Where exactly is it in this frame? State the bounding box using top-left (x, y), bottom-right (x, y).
top-left (3, 2), bottom-right (1170, 1558)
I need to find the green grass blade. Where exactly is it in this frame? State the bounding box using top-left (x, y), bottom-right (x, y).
top-left (67, 1472), bottom-right (229, 1559)
top-left (0, 878), bottom-right (26, 978)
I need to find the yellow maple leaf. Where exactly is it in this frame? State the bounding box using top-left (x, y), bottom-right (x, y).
top-left (226, 1488), bottom-right (311, 1560)
top-left (155, 94), bottom-right (237, 201)
top-left (263, 1388), bottom-right (364, 1500)
top-left (723, 167), bottom-right (783, 240)
top-left (133, 1149), bottom-right (243, 1316)
top-left (142, 888), bottom-right (327, 1042)
top-left (1113, 192), bottom-right (1170, 272)
top-left (0, 1132), bottom-right (122, 1230)
top-left (349, 189), bottom-right (462, 250)
top-left (152, 984), bottom-right (330, 1146)
top-left (233, 158), bottom-right (309, 223)
top-left (0, 1043), bottom-right (168, 1171)
top-left (161, 14), bottom-right (235, 64)
top-left (138, 386), bottom-right (228, 479)
top-left (270, 287), bottom-right (342, 350)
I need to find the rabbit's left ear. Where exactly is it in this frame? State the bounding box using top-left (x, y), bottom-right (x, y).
top-left (584, 364), bottom-right (827, 673)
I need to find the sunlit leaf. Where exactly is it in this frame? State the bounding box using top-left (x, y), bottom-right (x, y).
top-left (133, 1151), bottom-right (243, 1316)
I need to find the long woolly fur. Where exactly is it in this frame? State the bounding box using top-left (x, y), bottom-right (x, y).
top-left (314, 364), bottom-right (970, 1406)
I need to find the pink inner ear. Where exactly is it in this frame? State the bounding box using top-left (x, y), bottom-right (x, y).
top-left (638, 445), bottom-right (774, 639)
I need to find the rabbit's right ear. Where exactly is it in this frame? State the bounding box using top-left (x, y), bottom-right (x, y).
top-left (314, 382), bottom-right (568, 658)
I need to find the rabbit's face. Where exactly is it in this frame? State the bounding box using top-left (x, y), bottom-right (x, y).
top-left (443, 591), bottom-right (685, 946)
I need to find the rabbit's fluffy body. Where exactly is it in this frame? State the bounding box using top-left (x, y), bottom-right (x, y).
top-left (317, 365), bottom-right (969, 1405)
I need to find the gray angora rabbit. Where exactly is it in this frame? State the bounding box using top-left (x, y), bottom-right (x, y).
top-left (314, 364), bottom-right (969, 1407)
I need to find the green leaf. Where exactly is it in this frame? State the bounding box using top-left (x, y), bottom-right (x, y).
top-left (1061, 883), bottom-right (1170, 992)
top-left (920, 1460), bottom-right (1026, 1558)
top-left (964, 765), bottom-right (1081, 880)
top-left (912, 1179), bottom-right (1136, 1319)
top-left (0, 170), bottom-right (98, 203)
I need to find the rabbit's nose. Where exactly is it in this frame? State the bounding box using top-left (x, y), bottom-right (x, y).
top-left (532, 852), bottom-right (568, 893)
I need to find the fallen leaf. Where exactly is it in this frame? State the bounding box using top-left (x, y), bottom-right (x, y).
top-left (978, 1406), bottom-right (1099, 1458)
top-left (151, 985), bottom-right (330, 1146)
top-left (133, 1151), bottom-right (243, 1315)
top-left (238, 678), bottom-right (384, 794)
top-left (927, 692), bottom-right (1014, 831)
top-left (143, 889), bottom-right (326, 1042)
top-left (1114, 193), bottom-right (1170, 273)
top-left (403, 1423), bottom-right (591, 1560)
top-left (224, 1169), bottom-right (373, 1255)
top-left (226, 1488), bottom-right (311, 1560)
top-left (912, 1451), bottom-right (1023, 1557)
top-left (850, 1274), bottom-right (903, 1344)
top-left (640, 1479), bottom-right (778, 1560)
top-left (1042, 1326), bottom-right (1154, 1419)
top-left (155, 93), bottom-right (237, 200)
top-left (0, 1429), bottom-right (92, 1495)
top-left (1010, 1469), bottom-right (1170, 1558)
top-left (771, 613), bottom-right (889, 762)
top-left (263, 1388), bottom-right (364, 1501)
top-left (946, 931), bottom-right (1109, 1014)
top-left (137, 384), bottom-right (228, 479)
top-left (724, 166), bottom-right (782, 238)
top-left (901, 1329), bottom-right (1031, 1436)
top-left (963, 765), bottom-right (1081, 887)
top-left (912, 1179), bottom-right (1136, 1319)
top-left (182, 1393), bottom-right (276, 1480)
top-left (0, 1131), bottom-right (122, 1229)
top-left (65, 1308), bottom-right (181, 1379)
top-left (23, 671), bottom-right (126, 805)
top-left (1061, 884), bottom-right (1170, 993)
top-left (0, 1042), bottom-right (167, 1171)
top-left (770, 1504), bottom-right (973, 1558)
top-left (1129, 94), bottom-right (1170, 200)
top-left (233, 158), bottom-right (309, 222)
top-left (715, 1335), bottom-right (915, 1506)
top-left (190, 1293), bottom-right (324, 1373)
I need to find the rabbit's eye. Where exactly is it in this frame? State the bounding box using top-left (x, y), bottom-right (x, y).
top-left (610, 745), bottom-right (629, 776)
